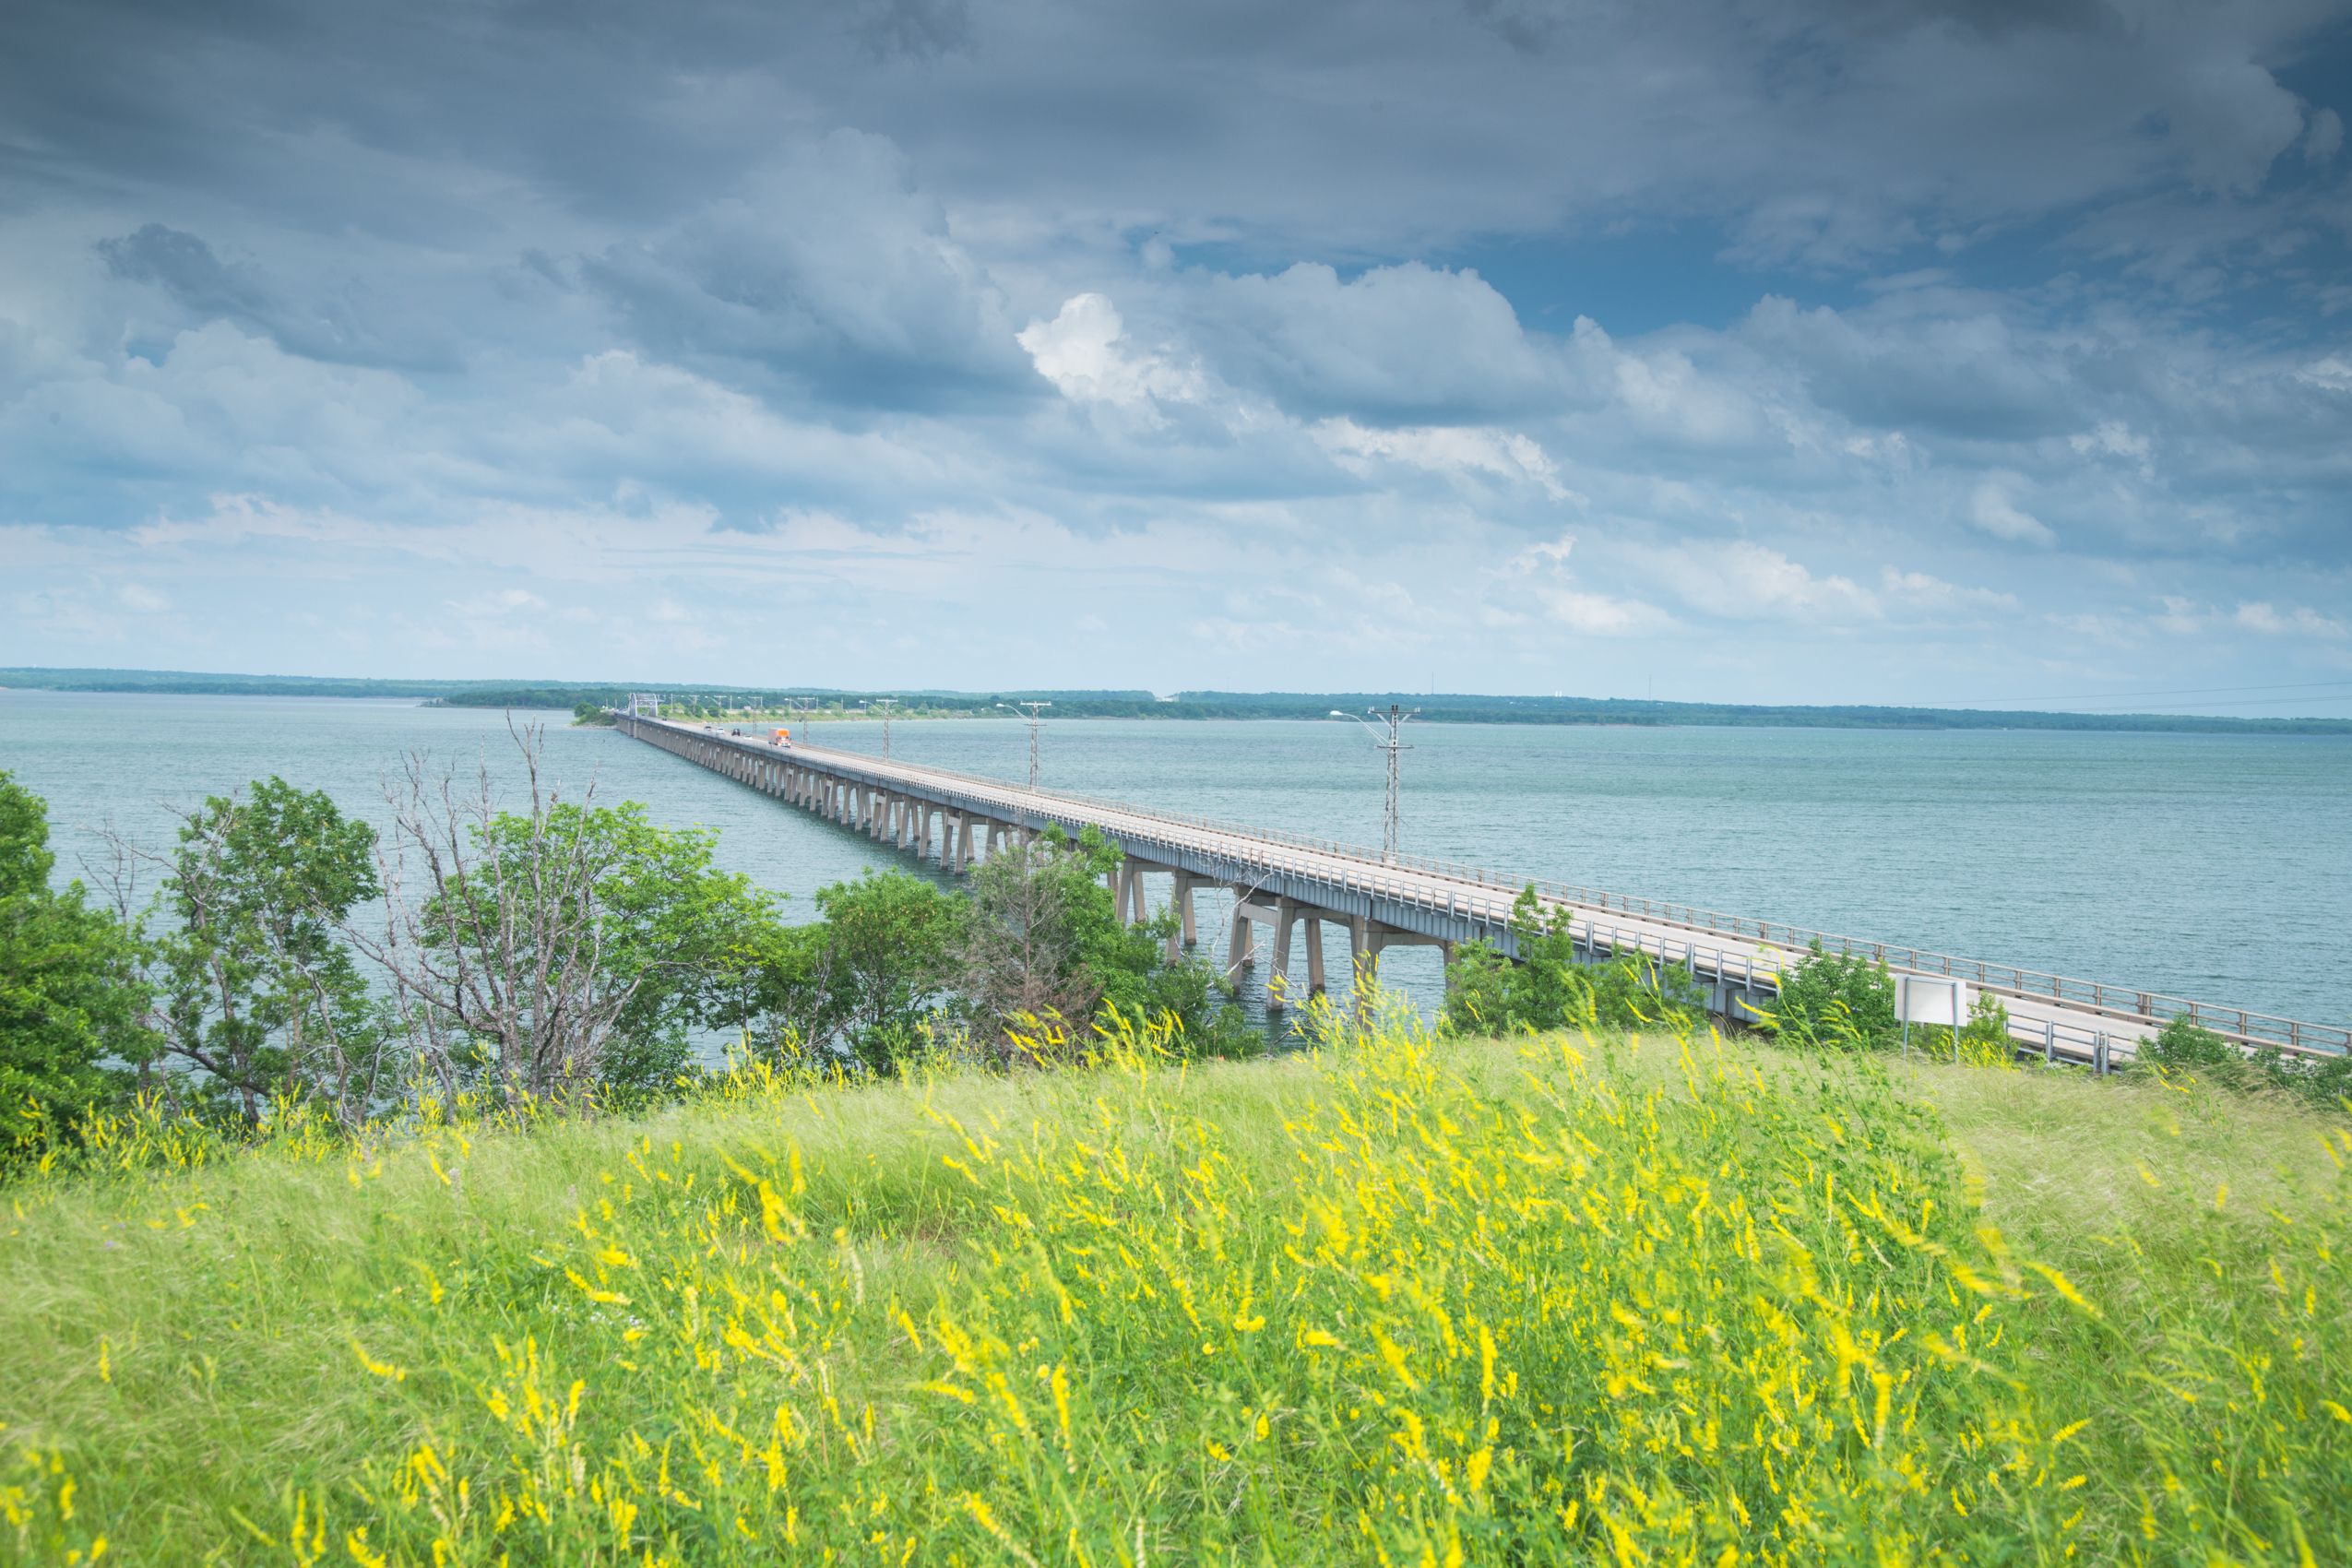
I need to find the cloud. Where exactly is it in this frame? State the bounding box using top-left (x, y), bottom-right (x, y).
top-left (1966, 482), bottom-right (2057, 547)
top-left (4, 0), bottom-right (2350, 703)
top-left (580, 132), bottom-right (1035, 409)
top-left (1880, 568), bottom-right (2020, 615)
top-left (1018, 293), bottom-right (1206, 413)
top-left (2234, 601), bottom-right (2348, 640)
top-left (1314, 419), bottom-right (1574, 500)
top-left (1634, 540), bottom-right (1880, 624)
top-left (1494, 531), bottom-right (1676, 635)
top-left (1191, 263), bottom-right (1571, 424)
top-left (97, 223), bottom-right (460, 371)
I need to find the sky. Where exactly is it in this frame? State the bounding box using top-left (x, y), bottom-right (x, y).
top-left (3, 0), bottom-right (2350, 712)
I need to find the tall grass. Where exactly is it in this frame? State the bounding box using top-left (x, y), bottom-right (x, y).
top-left (3, 1003), bottom-right (2346, 1564)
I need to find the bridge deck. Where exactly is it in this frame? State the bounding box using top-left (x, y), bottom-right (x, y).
top-left (617, 715), bottom-right (2348, 1071)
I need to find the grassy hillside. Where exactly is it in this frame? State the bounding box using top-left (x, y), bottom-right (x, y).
top-left (3, 1010), bottom-right (2346, 1564)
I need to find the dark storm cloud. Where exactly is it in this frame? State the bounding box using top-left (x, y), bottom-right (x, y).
top-left (6, 0), bottom-right (2342, 259)
top-left (97, 223), bottom-right (460, 370)
top-left (573, 134), bottom-right (1042, 410)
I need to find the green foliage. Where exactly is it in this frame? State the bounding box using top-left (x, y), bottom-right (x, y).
top-left (958, 826), bottom-right (1258, 1063)
top-left (2136, 1013), bottom-right (2352, 1114)
top-left (1758, 939), bottom-right (1901, 1050)
top-left (145, 778), bottom-right (386, 1123)
top-left (720, 871), bottom-right (969, 1079)
top-left (0, 772), bottom-right (147, 1158)
top-left (570, 701), bottom-right (616, 727)
top-left (2136, 1014), bottom-right (2244, 1076)
top-left (434, 802), bottom-right (786, 1096)
top-left (1442, 885), bottom-right (1708, 1038)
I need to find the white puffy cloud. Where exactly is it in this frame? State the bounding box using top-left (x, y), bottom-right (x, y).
top-left (1017, 293), bottom-right (1206, 414)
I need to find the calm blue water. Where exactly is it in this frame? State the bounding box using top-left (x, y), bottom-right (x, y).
top-left (3, 691), bottom-right (2346, 1029)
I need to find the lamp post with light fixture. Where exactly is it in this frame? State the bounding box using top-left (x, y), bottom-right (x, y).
top-left (997, 701), bottom-right (1051, 789)
top-left (1331, 703), bottom-right (1418, 863)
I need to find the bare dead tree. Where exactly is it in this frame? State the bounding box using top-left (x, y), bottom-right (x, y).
top-left (347, 719), bottom-right (651, 1107)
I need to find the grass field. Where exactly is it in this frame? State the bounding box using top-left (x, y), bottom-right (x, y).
top-left (3, 1004), bottom-right (2347, 1565)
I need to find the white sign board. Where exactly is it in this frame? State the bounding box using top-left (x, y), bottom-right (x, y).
top-left (1895, 975), bottom-right (1970, 1028)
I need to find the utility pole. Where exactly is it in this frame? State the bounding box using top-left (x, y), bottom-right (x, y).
top-left (997, 701), bottom-right (1051, 789)
top-left (868, 696), bottom-right (898, 758)
top-left (1331, 702), bottom-right (1418, 863)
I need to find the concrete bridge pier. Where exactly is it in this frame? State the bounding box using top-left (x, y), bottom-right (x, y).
top-left (1225, 895), bottom-right (1259, 978)
top-left (1163, 871), bottom-right (1205, 961)
top-left (1115, 861), bottom-right (1147, 926)
top-left (1265, 897), bottom-right (1304, 1011)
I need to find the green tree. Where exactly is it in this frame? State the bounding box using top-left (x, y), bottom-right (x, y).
top-left (720, 875), bottom-right (964, 1077)
top-left (1443, 886), bottom-right (1706, 1037)
top-left (810, 871), bottom-right (963, 1075)
top-left (958, 827), bottom-right (1254, 1063)
top-left (0, 773), bottom-right (147, 1156)
top-left (143, 778), bottom-right (386, 1123)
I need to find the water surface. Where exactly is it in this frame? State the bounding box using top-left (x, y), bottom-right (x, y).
top-left (4, 691), bottom-right (2345, 1029)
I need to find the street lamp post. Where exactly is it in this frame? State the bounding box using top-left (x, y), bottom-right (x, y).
top-left (1331, 703), bottom-right (1419, 863)
top-left (996, 701), bottom-right (1051, 789)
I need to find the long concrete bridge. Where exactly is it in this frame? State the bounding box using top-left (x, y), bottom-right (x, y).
top-left (614, 713), bottom-right (2350, 1071)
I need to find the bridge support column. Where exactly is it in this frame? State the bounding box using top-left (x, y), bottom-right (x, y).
top-left (1305, 918), bottom-right (1326, 994)
top-left (1117, 861), bottom-right (1146, 925)
top-left (1227, 899), bottom-right (1255, 974)
top-left (1267, 897), bottom-right (1300, 1011)
top-left (1165, 872), bottom-right (1201, 961)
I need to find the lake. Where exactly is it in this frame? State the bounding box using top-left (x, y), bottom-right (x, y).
top-left (3, 689), bottom-right (2346, 1032)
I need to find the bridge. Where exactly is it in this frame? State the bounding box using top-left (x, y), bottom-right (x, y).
top-left (614, 712), bottom-right (2350, 1071)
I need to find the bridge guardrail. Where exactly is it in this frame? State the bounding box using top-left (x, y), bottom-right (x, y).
top-left (638, 719), bottom-right (2347, 1061)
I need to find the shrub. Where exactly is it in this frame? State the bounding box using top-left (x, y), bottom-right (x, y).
top-left (1442, 885), bottom-right (1707, 1037)
top-left (1758, 939), bottom-right (1899, 1051)
top-left (2140, 1013), bottom-right (2352, 1114)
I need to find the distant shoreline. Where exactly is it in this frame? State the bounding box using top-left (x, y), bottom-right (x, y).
top-left (6, 667), bottom-right (2349, 737)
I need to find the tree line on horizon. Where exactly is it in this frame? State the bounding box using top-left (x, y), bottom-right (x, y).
top-left (6, 667), bottom-right (2346, 733)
